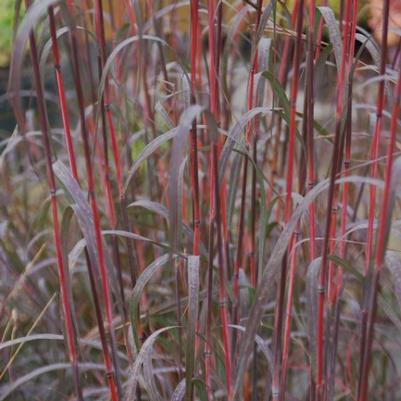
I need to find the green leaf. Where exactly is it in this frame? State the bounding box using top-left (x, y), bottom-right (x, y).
top-left (261, 71), bottom-right (290, 118)
top-left (193, 379), bottom-right (208, 401)
top-left (328, 255), bottom-right (364, 283)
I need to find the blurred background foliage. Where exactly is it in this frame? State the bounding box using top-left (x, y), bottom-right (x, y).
top-left (0, 0), bottom-right (396, 68)
top-left (0, 0), bottom-right (395, 136)
top-left (0, 0), bottom-right (18, 68)
top-left (0, 0), bottom-right (393, 134)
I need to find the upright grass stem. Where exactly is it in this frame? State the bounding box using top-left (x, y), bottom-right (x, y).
top-left (48, 6), bottom-right (78, 182)
top-left (357, 38), bottom-right (401, 401)
top-left (275, 3), bottom-right (304, 399)
top-left (338, 0), bottom-right (358, 291)
top-left (324, 3), bottom-right (359, 399)
top-left (94, 0), bottom-right (123, 196)
top-left (66, 7), bottom-right (120, 400)
top-left (270, 71), bottom-right (293, 401)
top-left (269, 0), bottom-right (300, 217)
top-left (23, 2), bottom-right (82, 399)
top-left (316, 1), bottom-right (354, 399)
top-left (233, 0), bottom-right (262, 336)
top-left (96, 59), bottom-right (132, 362)
top-left (207, 0), bottom-right (232, 396)
top-left (91, 5), bottom-right (128, 325)
top-left (190, 0), bottom-right (200, 258)
top-left (48, 6), bottom-right (124, 399)
top-left (359, 3), bottom-right (391, 397)
top-left (365, 0), bottom-right (390, 272)
top-left (184, 3), bottom-right (201, 401)
top-left (305, 0), bottom-right (316, 261)
top-left (326, 0), bottom-right (354, 308)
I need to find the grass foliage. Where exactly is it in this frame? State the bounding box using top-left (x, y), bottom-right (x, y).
top-left (1, 1), bottom-right (401, 400)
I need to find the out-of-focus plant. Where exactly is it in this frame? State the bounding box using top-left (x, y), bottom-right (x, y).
top-left (0, 0), bottom-right (18, 67)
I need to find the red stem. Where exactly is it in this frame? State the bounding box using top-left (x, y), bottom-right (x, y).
top-left (276, 3), bottom-right (304, 399)
top-left (365, 0), bottom-right (390, 273)
top-left (67, 8), bottom-right (120, 400)
top-left (306, 0), bottom-right (316, 261)
top-left (338, 0), bottom-right (358, 289)
top-left (316, 1), bottom-right (354, 398)
top-left (358, 4), bottom-right (393, 400)
top-left (48, 6), bottom-right (79, 182)
top-left (25, 2), bottom-right (82, 399)
top-left (233, 0), bottom-right (262, 329)
top-left (358, 59), bottom-right (401, 401)
top-left (207, 0), bottom-right (232, 396)
top-left (94, 0), bottom-right (123, 197)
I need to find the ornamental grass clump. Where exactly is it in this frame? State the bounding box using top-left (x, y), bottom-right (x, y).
top-left (1, 1), bottom-right (401, 401)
